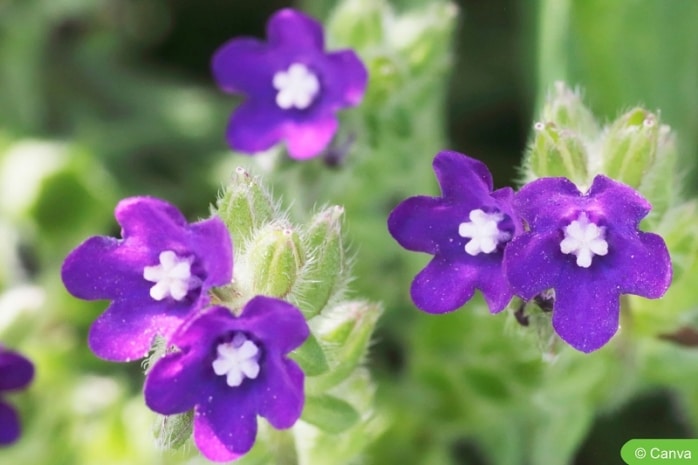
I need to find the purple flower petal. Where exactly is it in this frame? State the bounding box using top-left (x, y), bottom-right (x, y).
top-left (226, 101), bottom-right (285, 154)
top-left (234, 296), bottom-right (310, 356)
top-left (325, 50), bottom-right (369, 107)
top-left (513, 177), bottom-right (581, 231)
top-left (388, 151), bottom-right (520, 314)
top-left (62, 236), bottom-right (148, 300)
top-left (587, 175), bottom-right (652, 224)
top-left (62, 196), bottom-right (233, 361)
top-left (285, 116), bottom-right (338, 159)
top-left (388, 196), bottom-right (453, 254)
top-left (267, 9), bottom-right (324, 51)
top-left (616, 232), bottom-right (672, 298)
top-left (411, 256), bottom-right (478, 313)
top-left (0, 401), bottom-right (20, 445)
top-left (552, 278), bottom-right (620, 353)
top-left (255, 357), bottom-right (305, 428)
top-left (88, 300), bottom-right (190, 362)
top-left (503, 230), bottom-right (566, 300)
top-left (0, 349), bottom-right (34, 392)
top-left (433, 150), bottom-right (494, 201)
top-left (194, 392), bottom-right (258, 459)
top-left (212, 38), bottom-right (273, 95)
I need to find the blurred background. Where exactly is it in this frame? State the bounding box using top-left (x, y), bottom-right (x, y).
top-left (1, 0), bottom-right (697, 464)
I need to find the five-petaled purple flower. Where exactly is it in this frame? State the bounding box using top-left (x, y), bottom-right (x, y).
top-left (212, 8), bottom-right (368, 160)
top-left (144, 296), bottom-right (308, 462)
top-left (61, 197), bottom-right (233, 362)
top-left (504, 175), bottom-right (672, 352)
top-left (388, 151), bottom-right (521, 314)
top-left (0, 346), bottom-right (34, 445)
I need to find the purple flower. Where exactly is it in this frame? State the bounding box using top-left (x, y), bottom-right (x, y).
top-left (144, 296), bottom-right (308, 462)
top-left (61, 197), bottom-right (233, 362)
top-left (504, 175), bottom-right (672, 352)
top-left (212, 8), bottom-right (368, 160)
top-left (0, 346), bottom-right (34, 445)
top-left (387, 151), bottom-right (521, 313)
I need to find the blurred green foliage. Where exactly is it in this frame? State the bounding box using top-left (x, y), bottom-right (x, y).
top-left (1, 0), bottom-right (698, 464)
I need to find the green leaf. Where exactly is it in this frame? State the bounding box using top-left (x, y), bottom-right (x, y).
top-left (301, 394), bottom-right (360, 433)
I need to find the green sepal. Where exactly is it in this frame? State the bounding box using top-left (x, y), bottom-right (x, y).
top-left (601, 107), bottom-right (659, 188)
top-left (291, 206), bottom-right (345, 319)
top-left (301, 394), bottom-right (360, 434)
top-left (526, 121), bottom-right (588, 185)
top-left (654, 200), bottom-right (698, 281)
top-left (638, 124), bottom-right (680, 222)
top-left (307, 300), bottom-right (382, 394)
top-left (289, 332), bottom-right (330, 377)
top-left (153, 410), bottom-right (193, 450)
top-left (243, 222), bottom-right (306, 298)
top-left (215, 167), bottom-right (276, 249)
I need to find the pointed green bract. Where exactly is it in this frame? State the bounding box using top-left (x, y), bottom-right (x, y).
top-left (307, 300), bottom-right (382, 394)
top-left (244, 222), bottom-right (306, 298)
top-left (526, 121), bottom-right (588, 185)
top-left (291, 206), bottom-right (345, 319)
top-left (216, 167), bottom-right (276, 248)
top-left (601, 107), bottom-right (660, 189)
top-left (153, 410), bottom-right (193, 450)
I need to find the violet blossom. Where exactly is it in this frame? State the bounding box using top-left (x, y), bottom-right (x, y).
top-left (61, 197), bottom-right (233, 362)
top-left (504, 175), bottom-right (672, 352)
top-left (0, 346), bottom-right (34, 445)
top-left (144, 296), bottom-right (309, 462)
top-left (387, 151), bottom-right (521, 313)
top-left (212, 8), bottom-right (368, 160)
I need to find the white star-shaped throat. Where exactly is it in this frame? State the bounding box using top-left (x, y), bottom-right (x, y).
top-left (458, 209), bottom-right (511, 256)
top-left (273, 63), bottom-right (320, 110)
top-left (212, 333), bottom-right (261, 387)
top-left (143, 250), bottom-right (201, 301)
top-left (560, 211), bottom-right (608, 268)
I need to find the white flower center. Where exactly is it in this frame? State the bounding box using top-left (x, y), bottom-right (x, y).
top-left (272, 63), bottom-right (320, 110)
top-left (212, 333), bottom-right (261, 387)
top-left (559, 211), bottom-right (608, 268)
top-left (143, 250), bottom-right (201, 301)
top-left (458, 209), bottom-right (511, 256)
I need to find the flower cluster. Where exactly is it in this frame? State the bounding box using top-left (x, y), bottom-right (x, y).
top-left (61, 197), bottom-right (309, 461)
top-left (388, 150), bottom-right (672, 353)
top-left (0, 346), bottom-right (34, 445)
top-left (213, 8), bottom-right (368, 160)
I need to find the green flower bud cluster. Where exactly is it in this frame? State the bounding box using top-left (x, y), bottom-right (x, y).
top-left (158, 167), bottom-right (382, 463)
top-left (524, 82), bottom-right (675, 200)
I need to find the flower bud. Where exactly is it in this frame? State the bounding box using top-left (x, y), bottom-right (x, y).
top-left (386, 2), bottom-right (458, 72)
top-left (327, 0), bottom-right (385, 50)
top-left (242, 222), bottom-right (305, 298)
top-left (601, 107), bottom-right (659, 188)
top-left (541, 81), bottom-right (599, 137)
top-left (525, 121), bottom-right (588, 185)
top-left (291, 206), bottom-right (345, 319)
top-left (306, 300), bottom-right (382, 394)
top-left (215, 167), bottom-right (275, 248)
